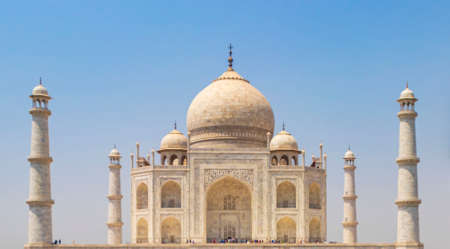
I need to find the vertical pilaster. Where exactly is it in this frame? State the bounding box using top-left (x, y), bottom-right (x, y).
top-left (342, 149), bottom-right (358, 243)
top-left (396, 86), bottom-right (421, 247)
top-left (107, 148), bottom-right (123, 244)
top-left (27, 82), bottom-right (54, 245)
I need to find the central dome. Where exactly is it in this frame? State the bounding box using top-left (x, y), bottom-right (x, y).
top-left (187, 69), bottom-right (274, 149)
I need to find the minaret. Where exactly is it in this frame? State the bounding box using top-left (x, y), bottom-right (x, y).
top-left (395, 84), bottom-right (421, 246)
top-left (342, 148), bottom-right (358, 243)
top-left (27, 79), bottom-right (54, 245)
top-left (107, 146), bottom-right (123, 244)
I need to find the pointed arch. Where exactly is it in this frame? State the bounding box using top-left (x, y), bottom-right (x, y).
top-left (161, 181), bottom-right (181, 208)
top-left (206, 176), bottom-right (252, 242)
top-left (280, 155), bottom-right (289, 165)
top-left (277, 217), bottom-right (296, 243)
top-left (291, 156), bottom-right (297, 166)
top-left (169, 154), bottom-right (178, 165)
top-left (161, 217), bottom-right (181, 244)
top-left (271, 156), bottom-right (278, 166)
top-left (309, 182), bottom-right (321, 209)
top-left (137, 218), bottom-right (148, 243)
top-left (277, 181), bottom-right (296, 208)
top-left (137, 183), bottom-right (148, 209)
top-left (309, 217), bottom-right (321, 242)
top-left (181, 155), bottom-right (187, 165)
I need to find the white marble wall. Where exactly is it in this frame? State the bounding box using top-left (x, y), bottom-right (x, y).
top-left (28, 107), bottom-right (53, 245)
top-left (396, 108), bottom-right (421, 244)
top-left (107, 163), bottom-right (123, 244)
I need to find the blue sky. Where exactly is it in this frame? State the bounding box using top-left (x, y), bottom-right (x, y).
top-left (0, 1), bottom-right (449, 249)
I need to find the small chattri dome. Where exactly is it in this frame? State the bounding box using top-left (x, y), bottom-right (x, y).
top-left (270, 130), bottom-right (298, 151)
top-left (344, 149), bottom-right (355, 159)
top-left (160, 129), bottom-right (188, 150)
top-left (400, 87), bottom-right (414, 99)
top-left (109, 147), bottom-right (121, 157)
top-left (32, 84), bottom-right (49, 96)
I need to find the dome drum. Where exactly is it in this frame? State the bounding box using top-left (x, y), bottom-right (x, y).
top-left (189, 125), bottom-right (269, 148)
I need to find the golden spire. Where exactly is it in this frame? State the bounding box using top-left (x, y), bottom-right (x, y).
top-left (227, 43), bottom-right (233, 71)
top-left (406, 81), bottom-right (409, 89)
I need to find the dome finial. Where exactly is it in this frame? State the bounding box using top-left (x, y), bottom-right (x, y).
top-left (39, 77), bottom-right (42, 85)
top-left (406, 81), bottom-right (409, 89)
top-left (227, 43), bottom-right (234, 71)
top-left (174, 120), bottom-right (177, 130)
top-left (282, 121), bottom-right (286, 131)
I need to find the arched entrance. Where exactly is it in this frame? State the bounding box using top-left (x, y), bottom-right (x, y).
top-left (206, 176), bottom-right (251, 242)
top-left (277, 217), bottom-right (296, 243)
top-left (136, 218), bottom-right (148, 243)
top-left (161, 217), bottom-right (181, 244)
top-left (309, 217), bottom-right (321, 242)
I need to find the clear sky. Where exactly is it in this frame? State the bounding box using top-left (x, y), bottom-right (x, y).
top-left (1, 1), bottom-right (449, 249)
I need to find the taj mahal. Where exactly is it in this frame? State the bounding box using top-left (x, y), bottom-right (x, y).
top-left (25, 49), bottom-right (423, 249)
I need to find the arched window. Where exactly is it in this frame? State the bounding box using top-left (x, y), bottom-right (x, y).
top-left (223, 195), bottom-right (236, 210)
top-left (309, 218), bottom-right (321, 242)
top-left (137, 218), bottom-right (148, 243)
top-left (277, 217), bottom-right (296, 243)
top-left (137, 183), bottom-right (148, 209)
top-left (181, 155), bottom-right (187, 165)
top-left (162, 155), bottom-right (167, 166)
top-left (161, 181), bottom-right (181, 208)
top-left (277, 181), bottom-right (296, 208)
top-left (169, 155), bottom-right (178, 165)
top-left (271, 156), bottom-right (278, 166)
top-left (309, 183), bottom-right (321, 209)
top-left (280, 155), bottom-right (289, 165)
top-left (161, 217), bottom-right (181, 244)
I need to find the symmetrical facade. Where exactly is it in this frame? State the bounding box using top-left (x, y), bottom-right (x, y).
top-left (24, 52), bottom-right (423, 249)
top-left (130, 57), bottom-right (327, 244)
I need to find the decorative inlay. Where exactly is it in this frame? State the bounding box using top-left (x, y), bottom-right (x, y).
top-left (204, 169), bottom-right (253, 188)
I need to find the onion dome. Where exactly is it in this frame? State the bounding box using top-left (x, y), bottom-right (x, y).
top-left (31, 78), bottom-right (49, 96)
top-left (32, 84), bottom-right (49, 96)
top-left (400, 88), bottom-right (414, 99)
top-left (270, 129), bottom-right (299, 151)
top-left (109, 147), bottom-right (121, 158)
top-left (344, 149), bottom-right (356, 159)
top-left (398, 82), bottom-right (417, 101)
top-left (160, 129), bottom-right (188, 151)
top-left (186, 47), bottom-right (274, 148)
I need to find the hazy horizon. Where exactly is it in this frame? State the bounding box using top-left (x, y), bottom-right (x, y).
top-left (1, 1), bottom-right (449, 249)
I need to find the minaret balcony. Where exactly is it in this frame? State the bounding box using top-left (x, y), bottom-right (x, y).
top-left (397, 110), bottom-right (417, 118)
top-left (29, 108), bottom-right (51, 115)
top-left (396, 156), bottom-right (420, 165)
top-left (395, 198), bottom-right (421, 207)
